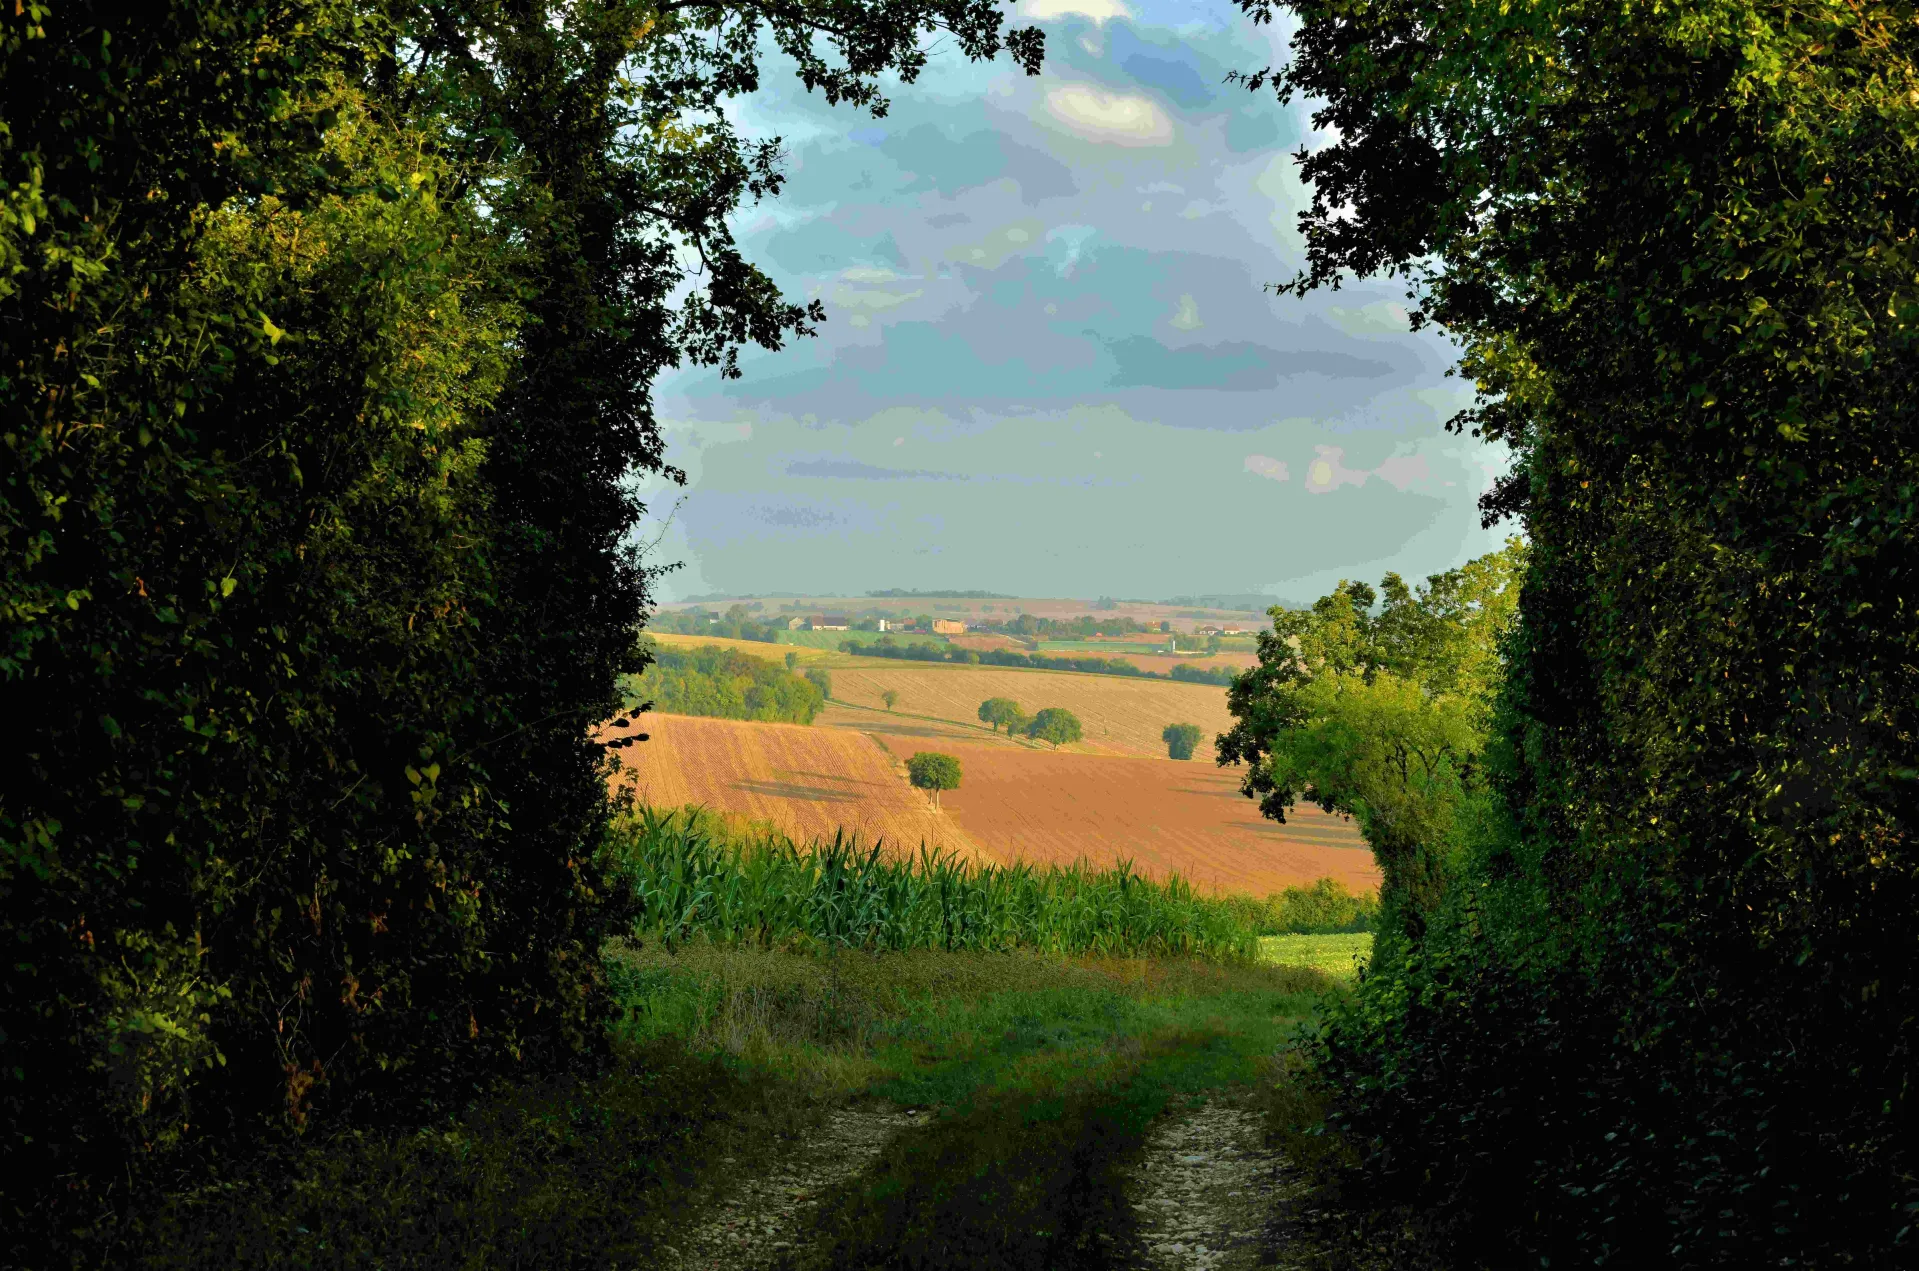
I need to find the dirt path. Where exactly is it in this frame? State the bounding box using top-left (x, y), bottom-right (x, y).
top-left (1129, 1100), bottom-right (1303, 1270)
top-left (660, 1104), bottom-right (924, 1271)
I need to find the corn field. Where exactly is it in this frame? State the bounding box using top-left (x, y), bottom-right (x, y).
top-left (608, 807), bottom-right (1259, 961)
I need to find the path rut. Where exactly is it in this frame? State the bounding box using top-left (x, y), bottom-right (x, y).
top-left (660, 1105), bottom-right (923, 1271)
top-left (1129, 1101), bottom-right (1304, 1270)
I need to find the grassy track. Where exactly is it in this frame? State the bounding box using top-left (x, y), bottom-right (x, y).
top-left (611, 943), bottom-right (1330, 1270)
top-left (120, 813), bottom-right (1367, 1268)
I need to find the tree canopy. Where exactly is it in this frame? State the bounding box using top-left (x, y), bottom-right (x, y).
top-left (1237, 0), bottom-right (1919, 1259)
top-left (905, 752), bottom-right (962, 808)
top-left (1161, 723), bottom-right (1204, 761)
top-left (0, 0), bottom-right (1042, 1253)
top-left (978, 697), bottom-right (1023, 732)
top-left (1026, 708), bottom-right (1083, 749)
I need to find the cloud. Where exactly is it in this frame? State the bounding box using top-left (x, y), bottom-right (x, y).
top-left (756, 504), bottom-right (845, 529)
top-left (1374, 454), bottom-right (1431, 490)
top-left (1244, 454), bottom-right (1289, 482)
top-left (879, 124), bottom-right (1077, 200)
top-left (785, 458), bottom-right (967, 482)
top-left (1120, 51), bottom-right (1215, 110)
top-left (1169, 294), bottom-right (1202, 330)
top-left (1023, 0), bottom-right (1132, 20)
top-left (1043, 84), bottom-right (1175, 146)
top-left (1106, 336), bottom-right (1397, 391)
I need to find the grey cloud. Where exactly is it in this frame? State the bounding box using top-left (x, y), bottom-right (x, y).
top-left (1105, 336), bottom-right (1400, 391)
top-left (879, 124), bottom-right (1078, 201)
top-left (785, 457), bottom-right (968, 481)
top-left (756, 504), bottom-right (845, 528)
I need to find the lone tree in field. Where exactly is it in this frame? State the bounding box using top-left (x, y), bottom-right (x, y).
top-left (906, 751), bottom-right (962, 808)
top-left (1026, 708), bottom-right (1083, 748)
top-left (978, 696), bottom-right (1022, 732)
top-left (1162, 723), bottom-right (1204, 761)
top-left (882, 688), bottom-right (899, 709)
top-left (786, 651), bottom-right (800, 671)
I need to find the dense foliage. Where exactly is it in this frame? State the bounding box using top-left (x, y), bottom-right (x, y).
top-left (1215, 878), bottom-right (1377, 936)
top-left (1219, 546), bottom-right (1521, 933)
top-left (632, 645), bottom-right (824, 725)
top-left (1025, 708), bottom-right (1083, 749)
top-left (611, 807), bottom-right (1258, 961)
top-left (1240, 0), bottom-right (1919, 1261)
top-left (1161, 723), bottom-right (1203, 760)
top-left (650, 604), bottom-right (783, 643)
top-left (0, 0), bottom-right (1042, 1255)
top-left (905, 752), bottom-right (963, 808)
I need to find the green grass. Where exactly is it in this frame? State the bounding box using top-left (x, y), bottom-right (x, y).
top-left (610, 805), bottom-right (1262, 961)
top-left (120, 808), bottom-right (1366, 1268)
top-left (1260, 932), bottom-right (1373, 979)
top-left (121, 940), bottom-right (1346, 1269)
top-left (607, 941), bottom-right (1335, 1269)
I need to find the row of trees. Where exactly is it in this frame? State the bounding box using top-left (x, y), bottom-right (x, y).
top-left (1228, 0), bottom-right (1918, 1261)
top-left (854, 638), bottom-right (1236, 684)
top-left (978, 699), bottom-right (1083, 748)
top-left (0, 1), bottom-right (1045, 1256)
top-left (633, 646), bottom-right (825, 725)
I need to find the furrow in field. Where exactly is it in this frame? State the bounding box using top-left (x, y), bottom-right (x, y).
top-left (608, 713), bottom-right (978, 857)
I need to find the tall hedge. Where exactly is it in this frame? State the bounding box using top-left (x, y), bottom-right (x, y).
top-left (1243, 0), bottom-right (1919, 1262)
top-left (1, 1), bottom-right (1045, 1255)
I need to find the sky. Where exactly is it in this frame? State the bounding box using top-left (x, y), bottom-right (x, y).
top-left (639, 0), bottom-right (1511, 606)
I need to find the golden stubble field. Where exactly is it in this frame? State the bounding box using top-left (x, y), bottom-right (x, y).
top-left (827, 661), bottom-right (1236, 760)
top-left (607, 713), bottom-right (978, 856)
top-left (863, 734), bottom-right (1379, 896)
top-left (606, 711), bottom-right (1378, 896)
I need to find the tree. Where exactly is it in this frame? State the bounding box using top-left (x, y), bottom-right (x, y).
top-left (978, 697), bottom-right (1022, 732)
top-left (786, 651), bottom-right (800, 671)
top-left (1162, 723), bottom-right (1204, 761)
top-left (1217, 545), bottom-right (1522, 926)
top-left (905, 752), bottom-right (962, 808)
top-left (1238, 0), bottom-right (1919, 1257)
top-left (0, 4), bottom-right (1045, 1245)
top-left (1026, 708), bottom-right (1083, 748)
top-left (881, 689), bottom-right (899, 710)
top-left (804, 668), bottom-right (833, 701)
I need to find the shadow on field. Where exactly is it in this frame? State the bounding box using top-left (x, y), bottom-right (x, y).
top-left (733, 777), bottom-right (868, 803)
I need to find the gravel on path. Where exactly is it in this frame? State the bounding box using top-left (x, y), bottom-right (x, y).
top-left (1129, 1100), bottom-right (1305, 1271)
top-left (658, 1104), bottom-right (925, 1271)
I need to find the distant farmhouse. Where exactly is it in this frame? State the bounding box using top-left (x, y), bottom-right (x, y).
top-left (931, 619), bottom-right (968, 634)
top-left (808, 614), bottom-right (850, 631)
top-left (1197, 625), bottom-right (1223, 637)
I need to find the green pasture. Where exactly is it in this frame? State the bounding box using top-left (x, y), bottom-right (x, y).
top-left (1259, 932), bottom-right (1373, 979)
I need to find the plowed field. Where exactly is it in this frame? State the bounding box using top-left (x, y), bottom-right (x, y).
top-left (865, 735), bottom-right (1377, 896)
top-left (829, 663), bottom-right (1234, 760)
top-left (608, 714), bottom-right (975, 855)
